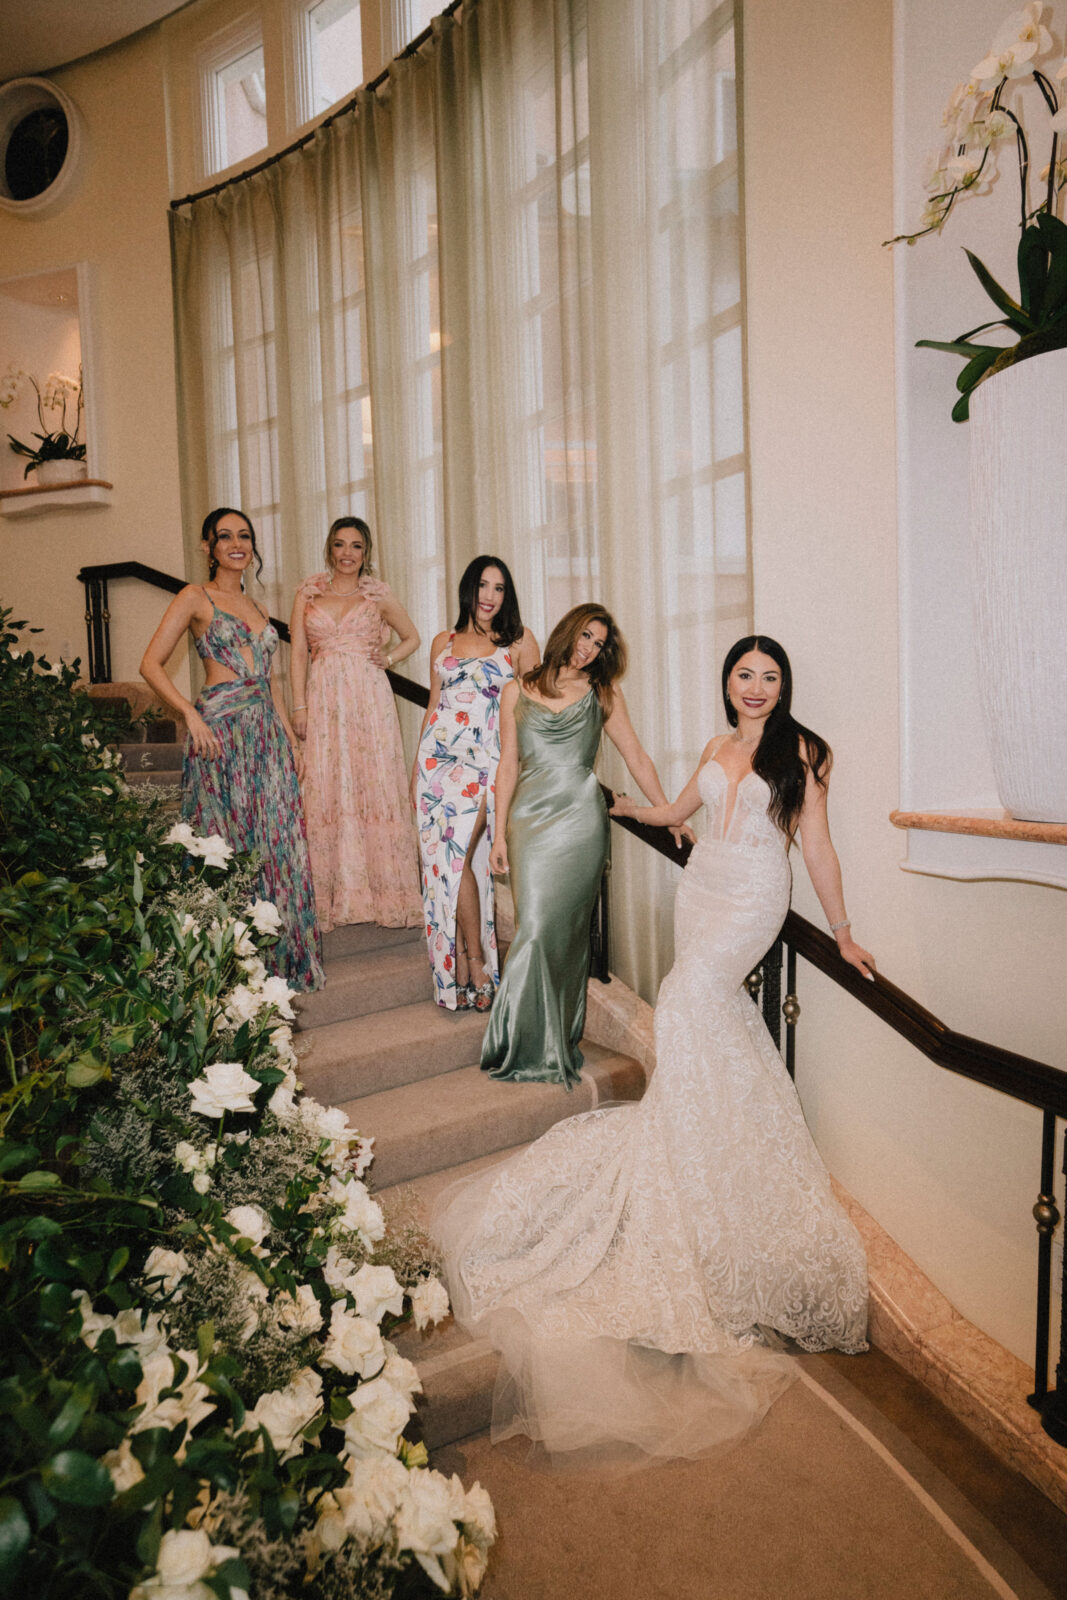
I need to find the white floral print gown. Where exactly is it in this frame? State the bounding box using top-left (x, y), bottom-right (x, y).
top-left (415, 637), bottom-right (515, 1009)
top-left (433, 759), bottom-right (868, 1460)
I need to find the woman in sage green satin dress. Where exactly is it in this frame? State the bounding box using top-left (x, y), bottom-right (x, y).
top-left (482, 604), bottom-right (685, 1087)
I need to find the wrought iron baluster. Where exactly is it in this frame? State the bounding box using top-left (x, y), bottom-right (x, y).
top-left (1040, 1124), bottom-right (1067, 1445)
top-left (1029, 1110), bottom-right (1061, 1408)
top-left (783, 944), bottom-right (799, 1079)
top-left (589, 860), bottom-right (611, 984)
top-left (82, 574), bottom-right (111, 683)
top-left (762, 937), bottom-right (783, 1051)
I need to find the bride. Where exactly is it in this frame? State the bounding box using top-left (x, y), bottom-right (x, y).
top-left (431, 635), bottom-right (873, 1463)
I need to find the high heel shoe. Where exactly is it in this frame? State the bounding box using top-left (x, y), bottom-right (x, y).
top-left (455, 981), bottom-right (473, 1011)
top-left (469, 960), bottom-right (495, 1013)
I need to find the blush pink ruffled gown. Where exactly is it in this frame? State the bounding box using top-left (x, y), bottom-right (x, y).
top-left (300, 576), bottom-right (422, 932)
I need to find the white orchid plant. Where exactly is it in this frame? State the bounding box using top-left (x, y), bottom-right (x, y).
top-left (0, 363), bottom-right (86, 474)
top-left (889, 4), bottom-right (1067, 419)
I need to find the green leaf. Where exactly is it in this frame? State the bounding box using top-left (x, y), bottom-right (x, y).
top-left (46, 1385), bottom-right (94, 1448)
top-left (18, 1170), bottom-right (61, 1191)
top-left (66, 1054), bottom-right (108, 1088)
top-left (914, 338), bottom-right (1002, 357)
top-left (1017, 223), bottom-right (1049, 318)
top-left (951, 389), bottom-right (973, 423)
top-left (964, 248), bottom-right (1034, 330)
top-left (0, 1144), bottom-right (39, 1177)
top-left (955, 346), bottom-right (1001, 394)
top-left (197, 1320), bottom-right (215, 1369)
top-left (40, 1450), bottom-right (114, 1506)
top-left (0, 1496), bottom-right (31, 1582)
top-left (329, 1392), bottom-right (354, 1422)
top-left (1037, 210), bottom-right (1067, 318)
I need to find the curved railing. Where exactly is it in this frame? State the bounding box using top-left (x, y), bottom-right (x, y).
top-left (76, 561), bottom-right (1067, 1444)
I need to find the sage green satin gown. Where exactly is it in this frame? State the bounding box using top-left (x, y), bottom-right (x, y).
top-left (481, 689), bottom-right (607, 1088)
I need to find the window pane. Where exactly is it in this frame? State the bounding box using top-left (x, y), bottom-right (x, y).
top-left (309, 0), bottom-right (363, 112)
top-left (216, 46), bottom-right (267, 169)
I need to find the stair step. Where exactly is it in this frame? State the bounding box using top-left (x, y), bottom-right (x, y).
top-left (120, 742), bottom-right (183, 772)
top-left (345, 1045), bottom-right (645, 1192)
top-left (321, 923), bottom-right (423, 961)
top-left (297, 999), bottom-right (488, 1104)
top-left (296, 944), bottom-right (431, 1030)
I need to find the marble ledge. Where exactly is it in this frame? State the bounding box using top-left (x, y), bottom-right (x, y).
top-left (583, 971), bottom-right (1067, 1515)
top-left (890, 807), bottom-right (1067, 846)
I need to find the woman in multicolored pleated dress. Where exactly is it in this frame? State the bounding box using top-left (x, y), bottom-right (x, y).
top-left (139, 507), bottom-right (324, 991)
top-left (411, 556), bottom-right (539, 1012)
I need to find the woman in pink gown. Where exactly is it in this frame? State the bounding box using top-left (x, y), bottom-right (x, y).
top-left (290, 517), bottom-right (422, 933)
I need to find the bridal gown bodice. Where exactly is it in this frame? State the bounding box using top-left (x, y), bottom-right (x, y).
top-left (433, 755), bottom-right (869, 1459)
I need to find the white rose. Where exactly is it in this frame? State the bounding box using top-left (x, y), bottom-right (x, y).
top-left (269, 1024), bottom-right (298, 1066)
top-left (300, 1098), bottom-right (353, 1145)
top-left (248, 898), bottom-right (283, 936)
top-left (351, 1136), bottom-right (374, 1178)
top-left (443, 1535), bottom-right (490, 1597)
top-left (223, 1204), bottom-right (269, 1248)
top-left (409, 1276), bottom-right (450, 1331)
top-left (350, 1264), bottom-right (403, 1326)
top-left (112, 1308), bottom-right (169, 1356)
top-left (322, 1302), bottom-right (386, 1378)
top-left (192, 1170), bottom-right (212, 1195)
top-left (252, 974), bottom-right (296, 1019)
top-left (240, 956), bottom-right (268, 988)
top-left (276, 1282), bottom-right (323, 1334)
top-left (221, 985), bottom-right (262, 1027)
top-left (462, 1481), bottom-right (496, 1547)
top-left (73, 1290), bottom-right (114, 1348)
top-left (102, 1437), bottom-right (145, 1493)
top-left (342, 1377), bottom-right (413, 1459)
top-left (129, 1528), bottom-right (241, 1599)
top-left (133, 1350), bottom-right (216, 1442)
top-left (176, 913), bottom-right (201, 940)
top-left (380, 1346), bottom-right (422, 1402)
top-left (163, 821), bottom-right (197, 849)
top-left (322, 1246), bottom-right (362, 1295)
top-left (143, 1247), bottom-right (190, 1297)
top-left (395, 1469), bottom-right (463, 1589)
top-left (230, 919), bottom-right (257, 957)
top-left (196, 833), bottom-right (233, 871)
top-left (245, 1368), bottom-right (322, 1460)
top-left (328, 1177), bottom-right (385, 1246)
top-left (188, 1061), bottom-right (260, 1118)
top-left (268, 1084), bottom-right (298, 1124)
top-left (334, 1453), bottom-right (409, 1544)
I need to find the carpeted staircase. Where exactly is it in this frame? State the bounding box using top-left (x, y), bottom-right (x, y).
top-left (296, 923), bottom-right (648, 1448)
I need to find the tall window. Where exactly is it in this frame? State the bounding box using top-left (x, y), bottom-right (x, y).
top-left (307, 0), bottom-right (363, 114)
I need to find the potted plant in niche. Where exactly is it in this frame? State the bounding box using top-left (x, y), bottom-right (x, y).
top-left (889, 3), bottom-right (1067, 826)
top-left (0, 363), bottom-right (86, 485)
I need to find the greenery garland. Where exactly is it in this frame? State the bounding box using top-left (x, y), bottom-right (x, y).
top-left (0, 609), bottom-right (494, 1600)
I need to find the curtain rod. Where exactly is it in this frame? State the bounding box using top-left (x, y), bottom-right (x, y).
top-left (169, 0), bottom-right (463, 211)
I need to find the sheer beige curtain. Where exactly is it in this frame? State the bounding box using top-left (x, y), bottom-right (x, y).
top-left (169, 0), bottom-right (748, 999)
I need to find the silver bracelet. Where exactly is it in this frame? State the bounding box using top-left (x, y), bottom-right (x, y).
top-left (829, 918), bottom-right (851, 933)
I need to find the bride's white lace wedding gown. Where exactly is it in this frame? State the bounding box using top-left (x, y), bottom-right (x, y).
top-left (433, 759), bottom-right (868, 1461)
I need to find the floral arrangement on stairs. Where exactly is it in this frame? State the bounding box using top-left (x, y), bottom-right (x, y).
top-left (0, 608), bottom-right (494, 1600)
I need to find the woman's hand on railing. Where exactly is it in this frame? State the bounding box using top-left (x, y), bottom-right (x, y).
top-left (836, 932), bottom-right (876, 981)
top-left (489, 838), bottom-right (509, 876)
top-left (184, 709), bottom-right (221, 760)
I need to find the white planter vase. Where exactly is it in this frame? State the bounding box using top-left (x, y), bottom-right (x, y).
top-left (969, 349), bottom-right (1067, 824)
top-left (35, 458), bottom-right (86, 486)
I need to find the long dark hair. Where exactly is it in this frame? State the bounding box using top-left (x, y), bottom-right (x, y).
top-left (201, 506), bottom-right (264, 583)
top-left (525, 602), bottom-right (626, 712)
top-left (324, 515), bottom-right (374, 576)
top-left (721, 635), bottom-right (831, 839)
top-left (454, 555), bottom-right (524, 646)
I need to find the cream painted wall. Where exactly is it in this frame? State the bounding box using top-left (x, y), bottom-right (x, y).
top-left (0, 30), bottom-right (189, 692)
top-left (743, 0), bottom-right (1065, 1363)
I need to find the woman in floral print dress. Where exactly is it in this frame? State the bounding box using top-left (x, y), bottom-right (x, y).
top-left (412, 557), bottom-right (539, 1011)
top-left (140, 506), bottom-right (323, 991)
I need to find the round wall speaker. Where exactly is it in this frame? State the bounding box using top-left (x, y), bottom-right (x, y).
top-left (0, 78), bottom-right (85, 219)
